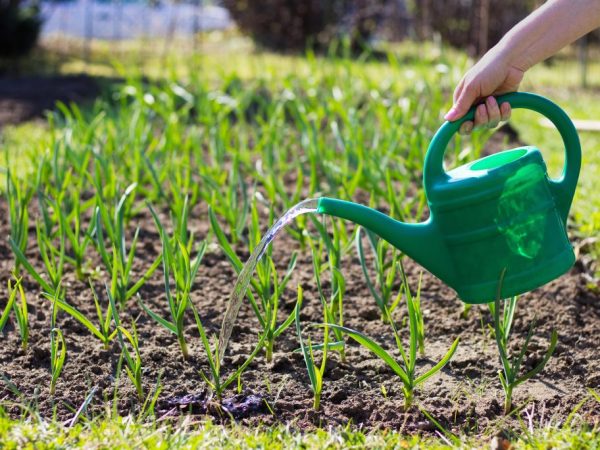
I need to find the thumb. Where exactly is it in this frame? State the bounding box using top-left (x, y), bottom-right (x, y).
top-left (445, 84), bottom-right (480, 122)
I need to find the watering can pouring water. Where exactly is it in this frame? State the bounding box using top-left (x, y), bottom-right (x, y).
top-left (317, 92), bottom-right (581, 304)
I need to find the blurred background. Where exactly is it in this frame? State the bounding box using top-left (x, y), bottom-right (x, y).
top-left (1, 0), bottom-right (597, 71)
top-left (2, 0), bottom-right (600, 126)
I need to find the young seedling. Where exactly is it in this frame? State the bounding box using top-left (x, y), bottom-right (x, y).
top-left (57, 189), bottom-right (96, 280)
top-left (209, 201), bottom-right (298, 363)
top-left (400, 261), bottom-right (426, 357)
top-left (9, 218), bottom-right (67, 298)
top-left (308, 216), bottom-right (347, 361)
top-left (201, 159), bottom-right (250, 244)
top-left (43, 281), bottom-right (117, 349)
top-left (108, 286), bottom-right (144, 400)
top-left (355, 226), bottom-right (404, 322)
top-left (0, 279), bottom-right (18, 335)
top-left (295, 285), bottom-right (329, 411)
top-left (1, 274), bottom-right (29, 351)
top-left (327, 272), bottom-right (459, 409)
top-left (5, 168), bottom-right (34, 270)
top-left (139, 204), bottom-right (207, 360)
top-left (489, 272), bottom-right (558, 415)
top-left (191, 304), bottom-right (267, 401)
top-left (49, 293), bottom-right (66, 396)
top-left (93, 185), bottom-right (162, 304)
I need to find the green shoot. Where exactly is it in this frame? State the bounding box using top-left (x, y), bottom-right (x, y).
top-left (9, 219), bottom-right (66, 297)
top-left (203, 158), bottom-right (250, 244)
top-left (355, 226), bottom-right (404, 322)
top-left (295, 285), bottom-right (329, 411)
top-left (43, 281), bottom-right (117, 349)
top-left (5, 168), bottom-right (34, 270)
top-left (108, 285), bottom-right (144, 400)
top-left (93, 185), bottom-right (162, 304)
top-left (49, 297), bottom-right (66, 396)
top-left (191, 304), bottom-right (267, 401)
top-left (327, 271), bottom-right (459, 409)
top-left (247, 199), bottom-right (298, 362)
top-left (3, 275), bottom-right (29, 351)
top-left (356, 227), bottom-right (426, 354)
top-left (399, 261), bottom-right (426, 356)
top-left (140, 203), bottom-right (207, 360)
top-left (308, 217), bottom-right (347, 361)
top-left (489, 272), bottom-right (558, 415)
top-left (57, 191), bottom-right (96, 280)
top-left (0, 277), bottom-right (20, 335)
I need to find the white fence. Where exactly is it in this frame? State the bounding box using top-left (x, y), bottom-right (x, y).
top-left (40, 0), bottom-right (232, 40)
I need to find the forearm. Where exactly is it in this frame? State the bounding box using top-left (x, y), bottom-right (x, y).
top-left (494, 0), bottom-right (600, 71)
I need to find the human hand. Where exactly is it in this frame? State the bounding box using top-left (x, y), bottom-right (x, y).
top-left (444, 49), bottom-right (525, 134)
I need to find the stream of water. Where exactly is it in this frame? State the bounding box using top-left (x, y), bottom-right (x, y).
top-left (217, 198), bottom-right (320, 362)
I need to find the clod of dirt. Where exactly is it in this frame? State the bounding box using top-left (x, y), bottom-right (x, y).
top-left (159, 392), bottom-right (266, 419)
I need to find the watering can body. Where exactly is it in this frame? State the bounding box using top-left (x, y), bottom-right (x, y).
top-left (317, 92), bottom-right (581, 304)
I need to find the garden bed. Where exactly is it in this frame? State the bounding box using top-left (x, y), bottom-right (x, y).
top-left (1, 196), bottom-right (598, 434)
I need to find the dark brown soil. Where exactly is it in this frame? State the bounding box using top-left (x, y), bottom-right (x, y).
top-left (1, 190), bottom-right (599, 436)
top-left (0, 75), bottom-right (102, 127)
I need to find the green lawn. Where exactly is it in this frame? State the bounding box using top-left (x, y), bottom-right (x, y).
top-left (1, 413), bottom-right (599, 449)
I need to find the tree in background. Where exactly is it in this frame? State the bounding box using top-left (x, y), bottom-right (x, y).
top-left (222, 0), bottom-right (393, 53)
top-left (411, 0), bottom-right (538, 56)
top-left (0, 0), bottom-right (42, 59)
top-left (223, 0), bottom-right (544, 57)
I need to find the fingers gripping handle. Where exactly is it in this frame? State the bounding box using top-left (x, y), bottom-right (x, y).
top-left (423, 92), bottom-right (581, 223)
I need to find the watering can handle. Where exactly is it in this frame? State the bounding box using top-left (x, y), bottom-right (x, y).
top-left (423, 92), bottom-right (581, 223)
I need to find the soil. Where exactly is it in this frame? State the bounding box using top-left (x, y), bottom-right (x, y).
top-left (0, 75), bottom-right (102, 127)
top-left (0, 187), bottom-right (599, 436)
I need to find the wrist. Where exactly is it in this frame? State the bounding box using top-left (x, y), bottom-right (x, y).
top-left (491, 35), bottom-right (531, 73)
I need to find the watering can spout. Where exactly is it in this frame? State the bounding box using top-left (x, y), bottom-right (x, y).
top-left (316, 197), bottom-right (453, 285)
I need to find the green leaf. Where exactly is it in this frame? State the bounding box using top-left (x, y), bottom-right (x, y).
top-left (137, 298), bottom-right (177, 334)
top-left (126, 253), bottom-right (162, 300)
top-left (325, 324), bottom-right (410, 386)
top-left (294, 286), bottom-right (317, 389)
top-left (1, 278), bottom-right (20, 332)
top-left (208, 206), bottom-right (243, 272)
top-left (47, 295), bottom-right (107, 343)
top-left (9, 237), bottom-right (54, 294)
top-left (50, 327), bottom-right (67, 384)
top-left (514, 329), bottom-right (558, 387)
top-left (414, 337), bottom-right (460, 385)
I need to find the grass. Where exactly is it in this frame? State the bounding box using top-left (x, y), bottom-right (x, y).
top-left (0, 412), bottom-right (598, 449)
top-left (0, 34), bottom-right (598, 448)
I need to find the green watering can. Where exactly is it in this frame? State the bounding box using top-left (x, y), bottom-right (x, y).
top-left (317, 92), bottom-right (581, 304)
